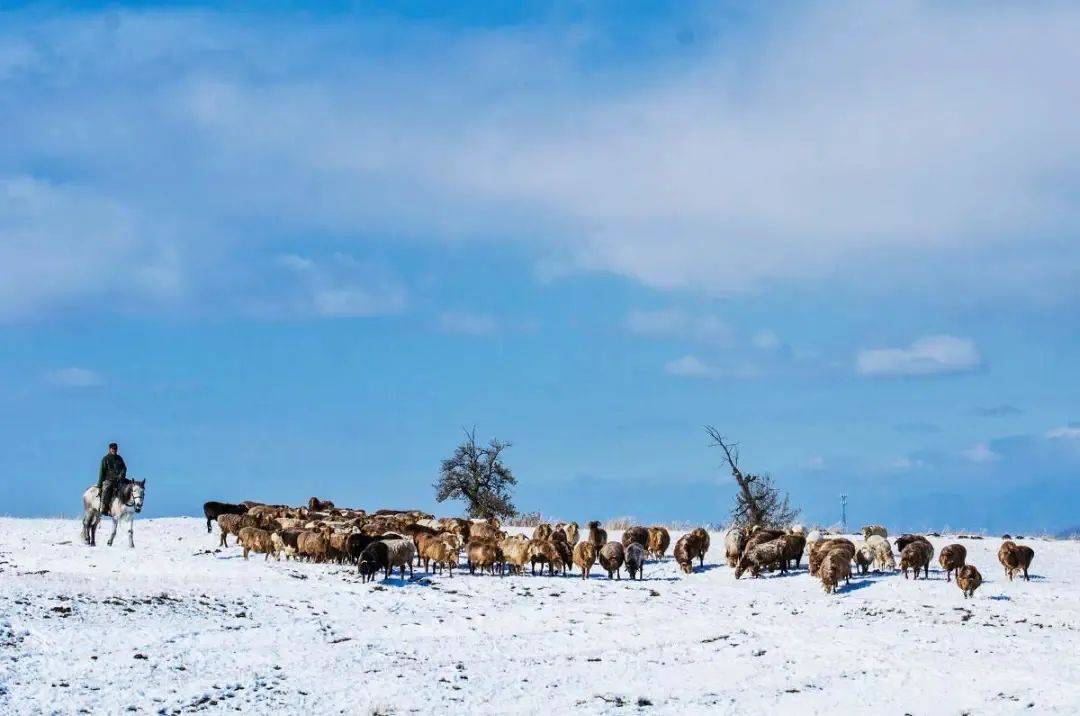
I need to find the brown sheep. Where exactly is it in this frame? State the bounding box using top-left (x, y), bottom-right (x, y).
top-left (646, 526), bottom-right (671, 559)
top-left (238, 526), bottom-right (278, 561)
top-left (938, 544), bottom-right (967, 582)
top-left (621, 526), bottom-right (650, 550)
top-left (689, 527), bottom-right (710, 566)
top-left (587, 521), bottom-right (607, 552)
top-left (781, 533), bottom-right (806, 570)
top-left (674, 533), bottom-right (702, 574)
top-left (819, 550), bottom-right (851, 594)
top-left (468, 522), bottom-right (502, 543)
top-left (307, 497), bottom-right (335, 511)
top-left (734, 537), bottom-right (787, 578)
top-left (551, 538), bottom-right (573, 576)
top-left (599, 541), bottom-right (625, 579)
top-left (900, 540), bottom-right (933, 579)
top-left (956, 564), bottom-right (983, 598)
top-left (532, 523), bottom-right (554, 541)
top-left (527, 539), bottom-right (561, 576)
top-left (327, 532), bottom-right (350, 564)
top-left (742, 528), bottom-right (784, 558)
top-left (998, 541), bottom-right (1035, 581)
top-left (216, 514), bottom-right (244, 547)
top-left (556, 521), bottom-right (580, 546)
top-left (809, 538), bottom-right (854, 576)
top-left (467, 540), bottom-right (504, 576)
top-left (297, 530), bottom-right (329, 563)
top-left (422, 539), bottom-right (459, 577)
top-left (573, 541), bottom-right (597, 579)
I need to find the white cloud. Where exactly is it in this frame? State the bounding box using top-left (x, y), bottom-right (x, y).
top-left (44, 367), bottom-right (104, 388)
top-left (438, 311), bottom-right (498, 336)
top-left (663, 354), bottom-right (761, 380)
top-left (257, 253), bottom-right (406, 319)
top-left (752, 329), bottom-right (781, 351)
top-left (664, 355), bottom-right (715, 379)
top-left (856, 335), bottom-right (981, 377)
top-left (1047, 426), bottom-right (1080, 440)
top-left (4, 4), bottom-right (1080, 318)
top-left (0, 176), bottom-right (182, 320)
top-left (624, 309), bottom-right (730, 343)
top-left (962, 442), bottom-right (1000, 464)
top-left (889, 456), bottom-right (925, 471)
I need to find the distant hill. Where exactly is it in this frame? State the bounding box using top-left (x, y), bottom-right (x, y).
top-left (1055, 526), bottom-right (1080, 540)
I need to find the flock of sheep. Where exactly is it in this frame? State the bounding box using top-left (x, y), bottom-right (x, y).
top-left (727, 524), bottom-right (1036, 596)
top-left (203, 499), bottom-right (1037, 596)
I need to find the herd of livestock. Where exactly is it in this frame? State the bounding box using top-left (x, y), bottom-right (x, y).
top-left (203, 499), bottom-right (1037, 595)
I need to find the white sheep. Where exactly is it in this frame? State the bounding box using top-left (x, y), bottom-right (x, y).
top-left (383, 537), bottom-right (417, 579)
top-left (865, 534), bottom-right (896, 571)
top-left (723, 527), bottom-right (745, 567)
top-left (862, 524), bottom-right (888, 539)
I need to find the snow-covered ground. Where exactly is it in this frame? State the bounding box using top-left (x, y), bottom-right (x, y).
top-left (2, 518), bottom-right (1079, 714)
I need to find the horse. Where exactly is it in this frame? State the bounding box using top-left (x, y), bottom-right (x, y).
top-left (82, 478), bottom-right (146, 547)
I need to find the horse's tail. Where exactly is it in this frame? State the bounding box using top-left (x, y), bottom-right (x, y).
top-left (82, 486), bottom-right (100, 514)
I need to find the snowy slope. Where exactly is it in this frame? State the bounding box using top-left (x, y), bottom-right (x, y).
top-left (2, 518), bottom-right (1078, 714)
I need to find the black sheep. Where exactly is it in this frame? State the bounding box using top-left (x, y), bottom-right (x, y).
top-left (358, 541), bottom-right (390, 583)
top-left (202, 501), bottom-right (248, 533)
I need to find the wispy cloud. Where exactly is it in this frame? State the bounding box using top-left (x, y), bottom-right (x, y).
top-left (438, 311), bottom-right (498, 336)
top-left (1047, 426), bottom-right (1080, 440)
top-left (974, 404), bottom-right (1023, 417)
top-left (664, 355), bottom-right (715, 379)
top-left (624, 309), bottom-right (730, 344)
top-left (893, 421), bottom-right (942, 435)
top-left (253, 253), bottom-right (407, 319)
top-left (751, 329), bottom-right (782, 352)
top-left (44, 367), bottom-right (104, 388)
top-left (663, 354), bottom-right (761, 380)
top-left (857, 335), bottom-right (981, 377)
top-left (962, 441), bottom-right (1001, 464)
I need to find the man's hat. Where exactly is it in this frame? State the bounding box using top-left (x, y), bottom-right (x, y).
top-left (108, 442), bottom-right (118, 450)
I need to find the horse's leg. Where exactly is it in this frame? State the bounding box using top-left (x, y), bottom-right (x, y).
top-left (128, 513), bottom-right (135, 548)
top-left (107, 514), bottom-right (119, 547)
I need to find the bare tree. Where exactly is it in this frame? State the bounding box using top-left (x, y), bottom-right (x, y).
top-left (434, 429), bottom-right (517, 519)
top-left (705, 426), bottom-right (800, 528)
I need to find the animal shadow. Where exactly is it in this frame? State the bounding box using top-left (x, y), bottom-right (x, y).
top-left (838, 579), bottom-right (875, 593)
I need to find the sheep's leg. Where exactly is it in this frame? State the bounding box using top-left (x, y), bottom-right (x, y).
top-left (206, 517), bottom-right (213, 533)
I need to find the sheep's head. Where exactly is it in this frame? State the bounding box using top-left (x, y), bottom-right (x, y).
top-left (679, 561), bottom-right (694, 575)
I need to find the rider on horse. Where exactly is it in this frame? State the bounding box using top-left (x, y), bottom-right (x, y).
top-left (98, 442), bottom-right (127, 512)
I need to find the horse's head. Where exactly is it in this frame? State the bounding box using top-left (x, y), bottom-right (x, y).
top-left (131, 479), bottom-right (146, 513)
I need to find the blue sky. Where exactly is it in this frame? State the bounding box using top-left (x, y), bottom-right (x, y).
top-left (2, 1), bottom-right (1079, 532)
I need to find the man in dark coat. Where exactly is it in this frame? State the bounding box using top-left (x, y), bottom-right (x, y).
top-left (97, 442), bottom-right (127, 512)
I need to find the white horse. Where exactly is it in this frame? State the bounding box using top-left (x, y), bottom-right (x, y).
top-left (82, 479), bottom-right (146, 547)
